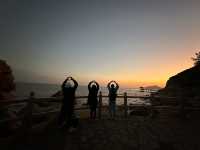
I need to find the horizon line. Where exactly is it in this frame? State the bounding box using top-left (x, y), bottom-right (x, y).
top-left (15, 81), bottom-right (164, 88)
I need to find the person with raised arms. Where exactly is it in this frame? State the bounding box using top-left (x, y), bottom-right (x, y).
top-left (58, 76), bottom-right (78, 131)
top-left (87, 80), bottom-right (99, 120)
top-left (107, 80), bottom-right (119, 119)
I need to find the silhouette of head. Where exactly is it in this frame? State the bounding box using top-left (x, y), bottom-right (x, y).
top-left (92, 84), bottom-right (96, 90)
top-left (65, 82), bottom-right (72, 88)
top-left (111, 83), bottom-right (115, 88)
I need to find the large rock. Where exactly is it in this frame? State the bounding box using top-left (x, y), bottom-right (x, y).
top-left (0, 60), bottom-right (19, 136)
top-left (156, 65), bottom-right (200, 98)
top-left (0, 60), bottom-right (16, 100)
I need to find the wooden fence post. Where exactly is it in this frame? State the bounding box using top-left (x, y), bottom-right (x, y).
top-left (98, 91), bottom-right (102, 119)
top-left (23, 92), bottom-right (33, 144)
top-left (124, 92), bottom-right (128, 117)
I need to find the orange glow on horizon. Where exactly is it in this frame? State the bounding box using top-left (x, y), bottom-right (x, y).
top-left (50, 48), bottom-right (196, 88)
top-left (52, 63), bottom-right (193, 88)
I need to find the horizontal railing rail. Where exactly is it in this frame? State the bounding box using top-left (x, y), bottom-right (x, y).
top-left (0, 95), bottom-right (179, 105)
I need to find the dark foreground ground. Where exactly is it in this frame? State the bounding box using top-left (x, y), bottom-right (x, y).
top-left (1, 113), bottom-right (200, 150)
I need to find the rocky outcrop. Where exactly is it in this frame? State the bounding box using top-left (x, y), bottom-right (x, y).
top-left (156, 65), bottom-right (200, 98)
top-left (144, 85), bottom-right (161, 91)
top-left (0, 60), bottom-right (19, 136)
top-left (0, 60), bottom-right (16, 100)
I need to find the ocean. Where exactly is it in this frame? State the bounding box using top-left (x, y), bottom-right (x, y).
top-left (15, 82), bottom-right (154, 105)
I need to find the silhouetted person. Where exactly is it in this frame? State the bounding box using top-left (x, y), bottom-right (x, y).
top-left (107, 81), bottom-right (119, 118)
top-left (87, 81), bottom-right (99, 119)
top-left (58, 77), bottom-right (78, 130)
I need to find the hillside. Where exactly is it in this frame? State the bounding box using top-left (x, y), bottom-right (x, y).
top-left (156, 65), bottom-right (200, 97)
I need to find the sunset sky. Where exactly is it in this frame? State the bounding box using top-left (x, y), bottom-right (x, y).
top-left (1, 0), bottom-right (200, 87)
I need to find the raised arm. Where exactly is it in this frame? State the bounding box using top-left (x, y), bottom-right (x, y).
top-left (61, 78), bottom-right (68, 90)
top-left (88, 81), bottom-right (93, 90)
top-left (95, 81), bottom-right (100, 90)
top-left (107, 81), bottom-right (111, 89)
top-left (114, 81), bottom-right (119, 90)
top-left (71, 77), bottom-right (78, 89)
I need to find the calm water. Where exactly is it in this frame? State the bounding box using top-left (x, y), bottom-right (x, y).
top-left (16, 82), bottom-right (154, 105)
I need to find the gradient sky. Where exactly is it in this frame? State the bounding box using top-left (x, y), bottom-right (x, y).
top-left (1, 0), bottom-right (200, 87)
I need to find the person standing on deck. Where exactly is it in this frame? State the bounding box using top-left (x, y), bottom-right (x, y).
top-left (87, 81), bottom-right (99, 120)
top-left (58, 77), bottom-right (78, 130)
top-left (107, 81), bottom-right (119, 119)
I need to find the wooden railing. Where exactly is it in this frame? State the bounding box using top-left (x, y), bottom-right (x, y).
top-left (0, 92), bottom-right (198, 142)
top-left (0, 92), bottom-right (184, 124)
top-left (0, 92), bottom-right (151, 131)
top-left (0, 92), bottom-right (129, 120)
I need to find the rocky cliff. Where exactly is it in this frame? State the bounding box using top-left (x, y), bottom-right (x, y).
top-left (156, 65), bottom-right (200, 98)
top-left (0, 60), bottom-right (16, 100)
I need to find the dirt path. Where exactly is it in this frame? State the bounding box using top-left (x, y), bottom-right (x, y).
top-left (4, 114), bottom-right (200, 150)
top-left (24, 115), bottom-right (200, 150)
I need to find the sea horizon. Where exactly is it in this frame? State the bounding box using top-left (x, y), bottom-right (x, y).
top-left (15, 82), bottom-right (158, 100)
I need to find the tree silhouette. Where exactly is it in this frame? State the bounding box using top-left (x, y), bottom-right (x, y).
top-left (191, 51), bottom-right (200, 66)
